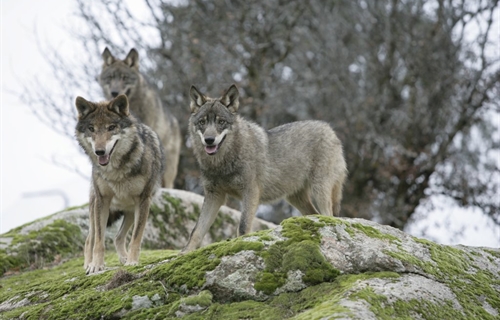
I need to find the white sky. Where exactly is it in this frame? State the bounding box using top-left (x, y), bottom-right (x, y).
top-left (0, 0), bottom-right (499, 247)
top-left (1, 0), bottom-right (89, 233)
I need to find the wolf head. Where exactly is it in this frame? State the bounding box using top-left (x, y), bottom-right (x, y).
top-left (99, 48), bottom-right (142, 100)
top-left (189, 85), bottom-right (239, 156)
top-left (75, 95), bottom-right (133, 166)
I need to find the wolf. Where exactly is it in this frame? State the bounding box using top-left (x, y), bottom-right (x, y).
top-left (183, 85), bottom-right (347, 252)
top-left (99, 47), bottom-right (181, 188)
top-left (75, 94), bottom-right (165, 274)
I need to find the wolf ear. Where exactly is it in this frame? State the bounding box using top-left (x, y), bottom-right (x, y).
top-left (109, 94), bottom-right (130, 116)
top-left (189, 85), bottom-right (206, 113)
top-left (221, 84), bottom-right (239, 113)
top-left (102, 47), bottom-right (116, 66)
top-left (124, 48), bottom-right (139, 69)
top-left (75, 96), bottom-right (95, 119)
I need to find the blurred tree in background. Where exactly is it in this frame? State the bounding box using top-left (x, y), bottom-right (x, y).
top-left (22, 0), bottom-right (500, 230)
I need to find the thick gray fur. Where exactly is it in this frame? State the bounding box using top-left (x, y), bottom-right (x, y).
top-left (183, 85), bottom-right (347, 252)
top-left (75, 94), bottom-right (165, 274)
top-left (99, 47), bottom-right (181, 188)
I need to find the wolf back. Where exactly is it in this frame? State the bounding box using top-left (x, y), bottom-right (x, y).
top-left (183, 85), bottom-right (347, 252)
top-left (99, 47), bottom-right (181, 188)
top-left (75, 94), bottom-right (165, 274)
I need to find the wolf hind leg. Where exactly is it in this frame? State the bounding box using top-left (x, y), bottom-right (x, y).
top-left (162, 131), bottom-right (181, 188)
top-left (126, 197), bottom-right (152, 266)
top-left (331, 182), bottom-right (343, 216)
top-left (114, 211), bottom-right (134, 264)
top-left (286, 188), bottom-right (320, 216)
top-left (311, 182), bottom-right (334, 217)
top-left (164, 150), bottom-right (180, 189)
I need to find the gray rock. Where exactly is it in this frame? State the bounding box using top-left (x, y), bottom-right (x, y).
top-left (1, 211), bottom-right (499, 319)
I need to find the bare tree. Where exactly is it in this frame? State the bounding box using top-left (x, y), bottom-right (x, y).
top-left (21, 0), bottom-right (500, 231)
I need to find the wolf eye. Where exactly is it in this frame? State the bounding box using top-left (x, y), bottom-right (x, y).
top-left (198, 119), bottom-right (206, 126)
top-left (88, 126), bottom-right (94, 132)
top-left (108, 125), bottom-right (116, 131)
top-left (122, 75), bottom-right (128, 81)
top-left (218, 119), bottom-right (226, 125)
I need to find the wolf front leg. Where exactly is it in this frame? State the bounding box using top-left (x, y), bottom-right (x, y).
top-left (114, 211), bottom-right (135, 264)
top-left (238, 184), bottom-right (260, 236)
top-left (182, 191), bottom-right (227, 253)
top-left (86, 193), bottom-right (111, 275)
top-left (125, 196), bottom-right (152, 266)
top-left (83, 193), bottom-right (96, 269)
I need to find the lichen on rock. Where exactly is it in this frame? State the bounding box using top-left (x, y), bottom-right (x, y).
top-left (0, 211), bottom-right (499, 319)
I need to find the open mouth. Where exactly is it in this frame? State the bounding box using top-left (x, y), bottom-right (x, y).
top-left (97, 141), bottom-right (118, 166)
top-left (205, 135), bottom-right (226, 155)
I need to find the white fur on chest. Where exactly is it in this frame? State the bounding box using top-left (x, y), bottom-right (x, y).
top-left (96, 174), bottom-right (148, 211)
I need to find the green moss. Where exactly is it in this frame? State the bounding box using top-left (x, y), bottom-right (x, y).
top-left (484, 249), bottom-right (500, 260)
top-left (0, 250), bottom-right (180, 319)
top-left (182, 290), bottom-right (213, 307)
top-left (255, 272), bottom-right (287, 295)
top-left (385, 237), bottom-right (500, 318)
top-left (0, 248), bottom-right (23, 275)
top-left (350, 286), bottom-right (466, 319)
top-left (150, 238), bottom-right (264, 290)
top-left (0, 220), bottom-right (84, 276)
top-left (254, 217), bottom-right (340, 295)
top-left (290, 272), bottom-right (399, 319)
top-left (280, 216), bottom-right (326, 244)
top-left (350, 223), bottom-right (400, 242)
top-left (201, 300), bottom-right (283, 319)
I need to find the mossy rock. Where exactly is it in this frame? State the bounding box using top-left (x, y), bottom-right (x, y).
top-left (0, 189), bottom-right (276, 277)
top-left (1, 215), bottom-right (499, 319)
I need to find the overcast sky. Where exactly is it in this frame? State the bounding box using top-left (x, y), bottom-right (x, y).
top-left (1, 0), bottom-right (89, 233)
top-left (1, 0), bottom-right (499, 247)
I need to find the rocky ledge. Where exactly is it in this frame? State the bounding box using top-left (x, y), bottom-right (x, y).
top-left (0, 192), bottom-right (499, 319)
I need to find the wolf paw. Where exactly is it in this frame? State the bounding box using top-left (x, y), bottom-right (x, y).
top-left (118, 255), bottom-right (128, 265)
top-left (86, 263), bottom-right (105, 275)
top-left (124, 261), bottom-right (138, 266)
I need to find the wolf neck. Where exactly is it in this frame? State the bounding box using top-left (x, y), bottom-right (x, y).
top-left (127, 73), bottom-right (163, 124)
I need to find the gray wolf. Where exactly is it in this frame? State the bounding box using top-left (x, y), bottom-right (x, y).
top-left (75, 94), bottom-right (165, 274)
top-left (99, 47), bottom-right (181, 188)
top-left (183, 85), bottom-right (347, 252)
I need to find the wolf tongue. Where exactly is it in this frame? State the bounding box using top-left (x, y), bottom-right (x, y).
top-left (205, 145), bottom-right (217, 154)
top-left (98, 155), bottom-right (110, 165)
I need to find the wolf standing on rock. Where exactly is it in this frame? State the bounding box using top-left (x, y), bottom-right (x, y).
top-left (183, 85), bottom-right (347, 253)
top-left (99, 47), bottom-right (181, 188)
top-left (75, 95), bottom-right (165, 274)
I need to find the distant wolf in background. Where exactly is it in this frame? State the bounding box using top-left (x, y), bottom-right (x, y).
top-left (99, 47), bottom-right (181, 188)
top-left (183, 85), bottom-right (347, 252)
top-left (75, 94), bottom-right (165, 274)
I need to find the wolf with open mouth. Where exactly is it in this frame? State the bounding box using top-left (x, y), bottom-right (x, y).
top-left (75, 94), bottom-right (165, 274)
top-left (184, 84), bottom-right (348, 253)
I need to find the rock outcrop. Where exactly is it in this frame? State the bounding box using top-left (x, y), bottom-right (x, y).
top-left (0, 189), bottom-right (275, 276)
top-left (1, 197), bottom-right (499, 319)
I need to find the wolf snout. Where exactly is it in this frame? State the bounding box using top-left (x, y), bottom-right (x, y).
top-left (111, 91), bottom-right (119, 98)
top-left (204, 137), bottom-right (216, 145)
top-left (95, 149), bottom-right (106, 156)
